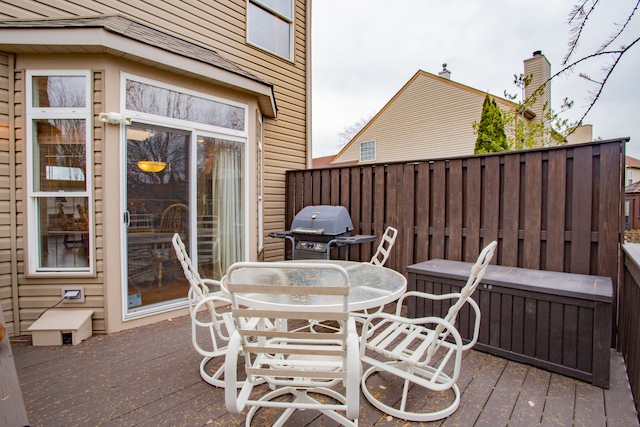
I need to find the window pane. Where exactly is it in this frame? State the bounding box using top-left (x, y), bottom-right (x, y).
top-left (32, 75), bottom-right (86, 108)
top-left (33, 119), bottom-right (87, 192)
top-left (197, 136), bottom-right (245, 280)
top-left (38, 196), bottom-right (89, 269)
top-left (361, 141), bottom-right (376, 161)
top-left (126, 80), bottom-right (245, 131)
top-left (248, 2), bottom-right (291, 58)
top-left (256, 0), bottom-right (292, 19)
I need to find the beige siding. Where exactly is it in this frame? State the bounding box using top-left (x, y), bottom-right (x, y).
top-left (334, 72), bottom-right (504, 164)
top-left (0, 0), bottom-right (308, 260)
top-left (0, 52), bottom-right (14, 334)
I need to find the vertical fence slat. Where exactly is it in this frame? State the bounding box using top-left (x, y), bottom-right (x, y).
top-left (546, 149), bottom-right (567, 272)
top-left (598, 143), bottom-right (622, 282)
top-left (399, 164), bottom-right (415, 275)
top-left (571, 146), bottom-right (593, 274)
top-left (448, 159), bottom-right (463, 261)
top-left (464, 158), bottom-right (481, 262)
top-left (523, 151), bottom-right (542, 269)
top-left (416, 162), bottom-right (430, 262)
top-left (431, 161), bottom-right (446, 259)
top-left (483, 156), bottom-right (500, 249)
top-left (502, 154), bottom-right (520, 266)
top-left (361, 167), bottom-right (373, 258)
top-left (349, 168), bottom-right (362, 260)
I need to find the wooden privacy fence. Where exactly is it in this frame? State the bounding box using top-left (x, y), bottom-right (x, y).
top-left (284, 139), bottom-right (625, 288)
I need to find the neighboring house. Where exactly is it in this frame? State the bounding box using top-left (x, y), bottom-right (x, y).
top-left (626, 156), bottom-right (640, 185)
top-left (326, 51), bottom-right (592, 167)
top-left (625, 180), bottom-right (640, 230)
top-left (0, 0), bottom-right (310, 336)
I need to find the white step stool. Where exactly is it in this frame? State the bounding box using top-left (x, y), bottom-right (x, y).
top-left (28, 309), bottom-right (94, 346)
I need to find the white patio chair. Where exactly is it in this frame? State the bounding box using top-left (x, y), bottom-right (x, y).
top-left (370, 226), bottom-right (398, 266)
top-left (359, 240), bottom-right (497, 422)
top-left (172, 233), bottom-right (239, 388)
top-left (224, 262), bottom-right (360, 427)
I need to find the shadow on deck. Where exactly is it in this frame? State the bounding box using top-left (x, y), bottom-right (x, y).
top-left (11, 314), bottom-right (639, 427)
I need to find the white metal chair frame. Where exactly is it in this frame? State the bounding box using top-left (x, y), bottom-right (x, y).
top-left (370, 226), bottom-right (398, 266)
top-left (172, 233), bottom-right (238, 388)
top-left (224, 261), bottom-right (360, 427)
top-left (359, 241), bottom-right (497, 422)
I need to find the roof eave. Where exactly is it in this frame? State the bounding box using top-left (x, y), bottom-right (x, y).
top-left (0, 26), bottom-right (277, 118)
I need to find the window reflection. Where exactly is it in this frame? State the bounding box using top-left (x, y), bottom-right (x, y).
top-left (126, 80), bottom-right (245, 131)
top-left (32, 75), bottom-right (86, 108)
top-left (33, 119), bottom-right (87, 192)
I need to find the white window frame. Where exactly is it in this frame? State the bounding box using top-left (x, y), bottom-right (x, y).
top-left (25, 70), bottom-right (94, 275)
top-left (257, 114), bottom-right (264, 252)
top-left (247, 0), bottom-right (294, 61)
top-left (120, 74), bottom-right (250, 319)
top-left (360, 140), bottom-right (376, 162)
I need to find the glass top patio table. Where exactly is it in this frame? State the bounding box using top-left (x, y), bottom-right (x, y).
top-left (222, 260), bottom-right (407, 312)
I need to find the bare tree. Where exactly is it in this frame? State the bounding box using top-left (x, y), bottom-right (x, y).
top-left (336, 115), bottom-right (374, 147)
top-left (529, 0), bottom-right (639, 130)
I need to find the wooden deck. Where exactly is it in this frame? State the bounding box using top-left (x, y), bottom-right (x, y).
top-left (11, 313), bottom-right (639, 427)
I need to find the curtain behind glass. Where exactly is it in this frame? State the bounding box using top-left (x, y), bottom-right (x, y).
top-left (197, 137), bottom-right (244, 279)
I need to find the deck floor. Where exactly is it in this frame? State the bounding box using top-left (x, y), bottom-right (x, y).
top-left (11, 313), bottom-right (640, 427)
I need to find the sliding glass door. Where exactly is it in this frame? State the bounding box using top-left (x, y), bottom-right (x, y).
top-left (122, 74), bottom-right (248, 317)
top-left (125, 125), bottom-right (190, 312)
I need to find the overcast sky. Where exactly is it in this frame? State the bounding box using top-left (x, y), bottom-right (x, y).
top-left (311, 0), bottom-right (640, 159)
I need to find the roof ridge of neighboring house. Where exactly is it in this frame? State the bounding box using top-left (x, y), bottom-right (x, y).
top-left (626, 180), bottom-right (640, 193)
top-left (0, 14), bottom-right (272, 88)
top-left (330, 69), bottom-right (522, 164)
top-left (626, 155), bottom-right (640, 168)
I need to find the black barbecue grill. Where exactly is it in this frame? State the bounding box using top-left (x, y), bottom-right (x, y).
top-left (269, 205), bottom-right (376, 260)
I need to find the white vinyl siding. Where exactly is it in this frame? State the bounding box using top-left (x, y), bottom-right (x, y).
top-left (334, 71), bottom-right (514, 164)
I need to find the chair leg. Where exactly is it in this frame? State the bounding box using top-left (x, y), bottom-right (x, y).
top-left (245, 387), bottom-right (357, 427)
top-left (361, 363), bottom-right (460, 422)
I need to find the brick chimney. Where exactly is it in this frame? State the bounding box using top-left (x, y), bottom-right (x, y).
top-left (438, 63), bottom-right (451, 80)
top-left (523, 50), bottom-right (551, 126)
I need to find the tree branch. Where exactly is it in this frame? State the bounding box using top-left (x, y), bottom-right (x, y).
top-left (563, 0), bottom-right (600, 66)
top-left (598, 0), bottom-right (640, 52)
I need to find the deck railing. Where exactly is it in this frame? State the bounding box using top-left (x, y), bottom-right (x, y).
top-left (621, 245), bottom-right (640, 415)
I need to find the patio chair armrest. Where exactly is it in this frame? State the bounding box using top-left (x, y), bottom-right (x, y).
top-left (396, 290), bottom-right (464, 313)
top-left (201, 278), bottom-right (222, 292)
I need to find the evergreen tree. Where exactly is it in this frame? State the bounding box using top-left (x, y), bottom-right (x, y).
top-left (473, 94), bottom-right (508, 154)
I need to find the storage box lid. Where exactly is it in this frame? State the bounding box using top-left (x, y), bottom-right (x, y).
top-left (407, 259), bottom-right (612, 302)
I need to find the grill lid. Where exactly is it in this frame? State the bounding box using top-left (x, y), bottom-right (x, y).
top-left (291, 205), bottom-right (354, 236)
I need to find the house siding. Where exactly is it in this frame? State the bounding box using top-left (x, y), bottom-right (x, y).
top-left (11, 66), bottom-right (107, 334)
top-left (334, 72), bottom-right (509, 164)
top-left (0, 0), bottom-right (308, 262)
top-left (0, 52), bottom-right (15, 335)
top-left (0, 0), bottom-right (309, 335)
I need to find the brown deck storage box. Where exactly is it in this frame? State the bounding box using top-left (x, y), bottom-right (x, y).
top-left (407, 259), bottom-right (613, 388)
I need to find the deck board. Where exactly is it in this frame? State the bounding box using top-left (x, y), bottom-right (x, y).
top-left (10, 314), bottom-right (640, 427)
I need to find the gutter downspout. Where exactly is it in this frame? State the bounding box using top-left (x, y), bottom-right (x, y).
top-left (8, 54), bottom-right (19, 335)
top-left (306, 0), bottom-right (312, 169)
